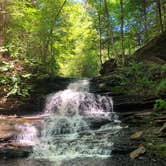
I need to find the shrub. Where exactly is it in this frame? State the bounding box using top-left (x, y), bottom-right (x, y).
top-left (154, 99), bottom-right (166, 111)
top-left (161, 64), bottom-right (166, 78)
top-left (156, 79), bottom-right (166, 95)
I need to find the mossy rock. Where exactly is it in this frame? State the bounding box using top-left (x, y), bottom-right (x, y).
top-left (148, 144), bottom-right (166, 158)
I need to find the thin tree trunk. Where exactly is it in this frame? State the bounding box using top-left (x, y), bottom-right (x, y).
top-left (143, 0), bottom-right (148, 41)
top-left (104, 0), bottom-right (118, 60)
top-left (55, 0), bottom-right (67, 18)
top-left (162, 0), bottom-right (166, 30)
top-left (128, 39), bottom-right (131, 56)
top-left (98, 0), bottom-right (103, 65)
top-left (120, 0), bottom-right (125, 65)
top-left (107, 31), bottom-right (110, 60)
top-left (156, 0), bottom-right (164, 33)
top-left (0, 1), bottom-right (6, 47)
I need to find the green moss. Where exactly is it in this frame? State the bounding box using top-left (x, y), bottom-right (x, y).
top-left (148, 144), bottom-right (166, 158)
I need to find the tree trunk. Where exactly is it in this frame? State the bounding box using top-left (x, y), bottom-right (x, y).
top-left (120, 0), bottom-right (125, 65)
top-left (104, 0), bottom-right (118, 60)
top-left (0, 1), bottom-right (6, 48)
top-left (98, 0), bottom-right (103, 65)
top-left (156, 0), bottom-right (164, 33)
top-left (143, 0), bottom-right (148, 41)
top-left (161, 0), bottom-right (166, 30)
top-left (107, 32), bottom-right (110, 60)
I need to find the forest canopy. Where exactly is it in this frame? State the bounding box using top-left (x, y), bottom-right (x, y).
top-left (1, 0), bottom-right (166, 77)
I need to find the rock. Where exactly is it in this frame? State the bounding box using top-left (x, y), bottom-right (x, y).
top-left (112, 143), bottom-right (137, 154)
top-left (90, 77), bottom-right (163, 112)
top-left (159, 122), bottom-right (166, 137)
top-left (130, 146), bottom-right (146, 159)
top-left (0, 143), bottom-right (32, 158)
top-left (0, 122), bottom-right (17, 142)
top-left (0, 115), bottom-right (41, 158)
top-left (159, 122), bottom-right (166, 133)
top-left (154, 117), bottom-right (166, 126)
top-left (134, 31), bottom-right (166, 64)
top-left (130, 131), bottom-right (144, 140)
top-left (17, 117), bottom-right (44, 123)
top-left (100, 59), bottom-right (117, 75)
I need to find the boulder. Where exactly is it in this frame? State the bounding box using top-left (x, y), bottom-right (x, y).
top-left (100, 59), bottom-right (117, 75)
top-left (130, 146), bottom-right (146, 159)
top-left (0, 122), bottom-right (17, 142)
top-left (134, 31), bottom-right (166, 64)
top-left (0, 143), bottom-right (32, 158)
top-left (159, 122), bottom-right (166, 137)
top-left (130, 131), bottom-right (144, 140)
top-left (160, 122), bottom-right (166, 132)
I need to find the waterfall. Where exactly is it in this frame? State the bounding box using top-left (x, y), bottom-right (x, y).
top-left (31, 79), bottom-right (121, 161)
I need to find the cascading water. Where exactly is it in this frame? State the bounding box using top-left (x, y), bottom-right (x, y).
top-left (31, 79), bottom-right (121, 161)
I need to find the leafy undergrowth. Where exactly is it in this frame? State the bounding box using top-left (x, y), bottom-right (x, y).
top-left (97, 62), bottom-right (166, 96)
top-left (0, 53), bottom-right (50, 111)
top-left (142, 108), bottom-right (166, 159)
top-left (148, 144), bottom-right (166, 158)
top-left (154, 99), bottom-right (166, 111)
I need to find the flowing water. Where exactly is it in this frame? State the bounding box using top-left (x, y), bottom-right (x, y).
top-left (12, 79), bottom-right (121, 164)
top-left (3, 79), bottom-right (166, 166)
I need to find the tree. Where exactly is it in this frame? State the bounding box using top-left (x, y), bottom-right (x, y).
top-left (0, 0), bottom-right (8, 47)
top-left (98, 0), bottom-right (103, 64)
top-left (104, 0), bottom-right (117, 60)
top-left (142, 0), bottom-right (148, 41)
top-left (156, 0), bottom-right (164, 33)
top-left (120, 0), bottom-right (125, 65)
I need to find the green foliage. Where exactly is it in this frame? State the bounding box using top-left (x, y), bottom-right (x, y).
top-left (115, 62), bottom-right (154, 94)
top-left (148, 143), bottom-right (166, 158)
top-left (110, 62), bottom-right (166, 95)
top-left (156, 79), bottom-right (166, 95)
top-left (57, 3), bottom-right (99, 77)
top-left (0, 57), bottom-right (33, 98)
top-left (5, 0), bottom-right (99, 77)
top-left (0, 61), bottom-right (13, 72)
top-left (154, 99), bottom-right (166, 111)
top-left (7, 73), bottom-right (33, 97)
top-left (161, 64), bottom-right (166, 77)
top-left (2, 0), bottom-right (166, 98)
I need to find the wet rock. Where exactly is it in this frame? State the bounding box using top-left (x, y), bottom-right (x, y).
top-left (0, 122), bottom-right (17, 142)
top-left (160, 122), bottom-right (166, 133)
top-left (130, 146), bottom-right (146, 159)
top-left (130, 131), bottom-right (143, 140)
top-left (159, 122), bottom-right (166, 137)
top-left (84, 116), bottom-right (117, 129)
top-left (0, 143), bottom-right (32, 158)
top-left (0, 115), bottom-right (43, 158)
top-left (112, 143), bottom-right (137, 154)
top-left (154, 117), bottom-right (166, 126)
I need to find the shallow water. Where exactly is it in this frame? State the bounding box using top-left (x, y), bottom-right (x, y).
top-left (2, 156), bottom-right (166, 166)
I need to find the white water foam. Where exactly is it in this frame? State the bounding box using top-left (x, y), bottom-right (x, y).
top-left (14, 123), bottom-right (39, 146)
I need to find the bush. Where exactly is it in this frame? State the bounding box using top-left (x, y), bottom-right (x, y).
top-left (118, 62), bottom-right (155, 94)
top-left (154, 99), bottom-right (166, 111)
top-left (156, 79), bottom-right (166, 95)
top-left (161, 64), bottom-right (166, 77)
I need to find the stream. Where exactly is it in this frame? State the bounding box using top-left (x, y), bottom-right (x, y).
top-left (1, 79), bottom-right (166, 166)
